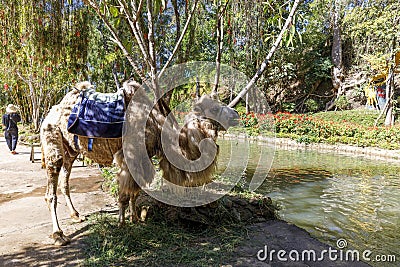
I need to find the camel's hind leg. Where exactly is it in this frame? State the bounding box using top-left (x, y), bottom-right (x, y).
top-left (42, 130), bottom-right (71, 246)
top-left (114, 150), bottom-right (141, 226)
top-left (118, 189), bottom-right (140, 226)
top-left (129, 190), bottom-right (140, 223)
top-left (118, 192), bottom-right (129, 226)
top-left (45, 158), bottom-right (71, 246)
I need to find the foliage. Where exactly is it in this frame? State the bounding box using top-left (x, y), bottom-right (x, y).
top-left (0, 0), bottom-right (398, 129)
top-left (312, 109), bottom-right (381, 127)
top-left (281, 102), bottom-right (296, 113)
top-left (0, 0), bottom-right (91, 130)
top-left (85, 13), bottom-right (133, 92)
top-left (304, 99), bottom-right (320, 113)
top-left (0, 0), bottom-right (133, 130)
top-left (335, 95), bottom-right (350, 110)
top-left (342, 0), bottom-right (400, 72)
top-left (240, 110), bottom-right (400, 150)
top-left (100, 166), bottom-right (119, 198)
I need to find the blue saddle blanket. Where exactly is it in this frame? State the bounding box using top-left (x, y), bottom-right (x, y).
top-left (67, 89), bottom-right (125, 138)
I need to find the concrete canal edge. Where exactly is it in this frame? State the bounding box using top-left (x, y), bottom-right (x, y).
top-left (221, 133), bottom-right (400, 163)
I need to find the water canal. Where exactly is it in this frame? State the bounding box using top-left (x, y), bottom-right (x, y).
top-left (217, 139), bottom-right (399, 266)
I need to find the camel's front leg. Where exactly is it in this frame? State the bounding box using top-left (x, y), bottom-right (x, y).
top-left (59, 155), bottom-right (85, 223)
top-left (45, 160), bottom-right (71, 246)
top-left (129, 191), bottom-right (140, 223)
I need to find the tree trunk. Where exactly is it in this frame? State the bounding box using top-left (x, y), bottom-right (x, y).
top-left (213, 0), bottom-right (229, 98)
top-left (171, 0), bottom-right (182, 64)
top-left (384, 68), bottom-right (395, 126)
top-left (375, 37), bottom-right (397, 127)
top-left (331, 0), bottom-right (343, 98)
top-left (213, 11), bottom-right (223, 98)
top-left (228, 0), bottom-right (301, 108)
top-left (196, 76), bottom-right (201, 99)
top-left (16, 71), bottom-right (40, 131)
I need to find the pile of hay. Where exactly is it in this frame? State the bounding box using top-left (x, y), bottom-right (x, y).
top-left (134, 192), bottom-right (278, 226)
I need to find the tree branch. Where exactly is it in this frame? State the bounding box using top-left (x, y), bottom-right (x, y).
top-left (118, 0), bottom-right (150, 64)
top-left (84, 0), bottom-right (145, 81)
top-left (158, 0), bottom-right (198, 78)
top-left (228, 0), bottom-right (301, 108)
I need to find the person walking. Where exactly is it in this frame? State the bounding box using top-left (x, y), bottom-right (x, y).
top-left (2, 104), bottom-right (21, 154)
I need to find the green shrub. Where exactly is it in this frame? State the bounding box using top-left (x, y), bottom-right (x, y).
top-left (239, 110), bottom-right (400, 150)
top-left (335, 96), bottom-right (350, 110)
top-left (282, 102), bottom-right (296, 113)
top-left (101, 166), bottom-right (119, 198)
top-left (304, 99), bottom-right (320, 113)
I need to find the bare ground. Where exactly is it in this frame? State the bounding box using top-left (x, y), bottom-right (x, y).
top-left (0, 140), bottom-right (371, 266)
top-left (0, 140), bottom-right (116, 266)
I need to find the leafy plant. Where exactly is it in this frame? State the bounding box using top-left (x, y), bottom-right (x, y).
top-left (335, 96), bottom-right (350, 111)
top-left (282, 102), bottom-right (296, 113)
top-left (101, 166), bottom-right (119, 198)
top-left (241, 110), bottom-right (400, 150)
top-left (304, 99), bottom-right (320, 113)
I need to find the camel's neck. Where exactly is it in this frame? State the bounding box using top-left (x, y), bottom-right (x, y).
top-left (199, 119), bottom-right (218, 140)
top-left (185, 115), bottom-right (219, 141)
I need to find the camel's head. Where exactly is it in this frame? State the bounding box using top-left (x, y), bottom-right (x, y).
top-left (192, 95), bottom-right (239, 130)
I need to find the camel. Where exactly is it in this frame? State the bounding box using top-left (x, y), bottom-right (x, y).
top-left (40, 79), bottom-right (239, 246)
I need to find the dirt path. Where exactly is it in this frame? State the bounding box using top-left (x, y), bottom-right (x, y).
top-left (0, 140), bottom-right (116, 266)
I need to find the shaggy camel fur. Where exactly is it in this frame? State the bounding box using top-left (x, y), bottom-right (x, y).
top-left (114, 93), bottom-right (239, 225)
top-left (41, 79), bottom-right (239, 246)
top-left (113, 149), bottom-right (141, 223)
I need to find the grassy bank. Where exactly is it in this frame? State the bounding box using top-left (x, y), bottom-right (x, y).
top-left (85, 169), bottom-right (278, 266)
top-left (83, 214), bottom-right (246, 266)
top-left (239, 109), bottom-right (400, 150)
top-left (82, 191), bottom-right (277, 266)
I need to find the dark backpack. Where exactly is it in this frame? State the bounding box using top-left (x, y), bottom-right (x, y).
top-left (7, 113), bottom-right (20, 131)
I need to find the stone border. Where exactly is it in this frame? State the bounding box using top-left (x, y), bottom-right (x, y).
top-left (221, 133), bottom-right (400, 163)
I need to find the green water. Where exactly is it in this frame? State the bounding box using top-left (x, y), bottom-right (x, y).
top-left (217, 140), bottom-right (399, 266)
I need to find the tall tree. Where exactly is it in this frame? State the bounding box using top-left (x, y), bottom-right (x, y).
top-left (0, 0), bottom-right (90, 130)
top-left (331, 0), bottom-right (343, 99)
top-left (343, 0), bottom-right (400, 124)
top-left (84, 0), bottom-right (197, 112)
top-left (212, 0), bottom-right (229, 97)
top-left (228, 0), bottom-right (301, 107)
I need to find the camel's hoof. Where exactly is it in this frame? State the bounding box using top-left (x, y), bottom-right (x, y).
top-left (140, 206), bottom-right (149, 222)
top-left (52, 231), bottom-right (71, 246)
top-left (71, 214), bottom-right (86, 223)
